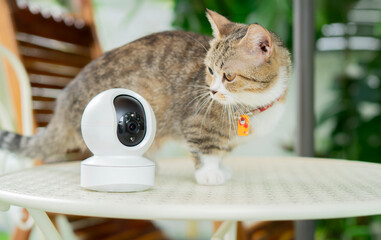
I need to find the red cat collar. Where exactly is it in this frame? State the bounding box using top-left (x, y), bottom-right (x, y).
top-left (248, 91), bottom-right (287, 115)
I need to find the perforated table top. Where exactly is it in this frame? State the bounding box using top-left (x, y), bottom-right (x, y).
top-left (0, 157), bottom-right (380, 221)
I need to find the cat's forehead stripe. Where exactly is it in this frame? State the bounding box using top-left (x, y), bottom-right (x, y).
top-left (226, 27), bottom-right (247, 41)
top-left (209, 27), bottom-right (248, 69)
top-left (209, 40), bottom-right (230, 68)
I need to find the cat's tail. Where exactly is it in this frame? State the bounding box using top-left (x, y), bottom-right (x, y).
top-left (0, 125), bottom-right (83, 161)
top-left (0, 130), bottom-right (31, 155)
top-left (0, 129), bottom-right (48, 159)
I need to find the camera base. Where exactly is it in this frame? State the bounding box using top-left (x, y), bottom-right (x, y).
top-left (80, 156), bottom-right (155, 192)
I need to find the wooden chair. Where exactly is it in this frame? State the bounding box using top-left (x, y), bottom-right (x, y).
top-left (3, 0), bottom-right (100, 131)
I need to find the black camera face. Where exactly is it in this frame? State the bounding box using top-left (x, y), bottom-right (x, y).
top-left (118, 112), bottom-right (144, 136)
top-left (114, 95), bottom-right (146, 146)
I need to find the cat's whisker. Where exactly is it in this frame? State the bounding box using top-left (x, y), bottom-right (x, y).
top-left (192, 86), bottom-right (210, 90)
top-left (227, 103), bottom-right (235, 136)
top-left (200, 98), bottom-right (214, 131)
top-left (194, 95), bottom-right (212, 116)
top-left (221, 104), bottom-right (227, 134)
top-left (226, 104), bottom-right (233, 138)
top-left (231, 105), bottom-right (237, 135)
top-left (189, 87), bottom-right (209, 91)
top-left (222, 105), bottom-right (228, 129)
top-left (236, 104), bottom-right (246, 116)
top-left (232, 104), bottom-right (241, 135)
top-left (183, 32), bottom-right (208, 53)
top-left (196, 96), bottom-right (212, 135)
top-left (190, 90), bottom-right (209, 97)
top-left (241, 104), bottom-right (251, 115)
top-left (229, 95), bottom-right (251, 115)
top-left (191, 89), bottom-right (210, 95)
top-left (186, 84), bottom-right (210, 90)
top-left (196, 100), bottom-right (209, 115)
top-left (232, 105), bottom-right (238, 136)
top-left (185, 85), bottom-right (210, 96)
top-left (197, 93), bottom-right (211, 107)
top-left (187, 92), bottom-right (209, 108)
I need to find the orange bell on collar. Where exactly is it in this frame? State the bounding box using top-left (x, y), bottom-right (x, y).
top-left (238, 115), bottom-right (249, 136)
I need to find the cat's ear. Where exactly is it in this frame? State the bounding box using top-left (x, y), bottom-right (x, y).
top-left (206, 9), bottom-right (232, 38)
top-left (239, 24), bottom-right (273, 62)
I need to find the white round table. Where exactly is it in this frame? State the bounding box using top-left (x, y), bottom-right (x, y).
top-left (0, 157), bottom-right (381, 239)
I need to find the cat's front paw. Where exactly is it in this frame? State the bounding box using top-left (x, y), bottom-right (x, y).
top-left (195, 167), bottom-right (228, 185)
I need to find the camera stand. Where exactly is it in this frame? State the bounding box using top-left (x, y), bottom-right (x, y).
top-left (81, 156), bottom-right (155, 192)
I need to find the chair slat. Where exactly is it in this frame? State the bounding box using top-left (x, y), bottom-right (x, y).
top-left (24, 59), bottom-right (81, 77)
top-left (33, 109), bottom-right (53, 114)
top-left (31, 87), bottom-right (62, 99)
top-left (32, 101), bottom-right (55, 111)
top-left (17, 32), bottom-right (91, 57)
top-left (26, 67), bottom-right (78, 79)
top-left (31, 82), bottom-right (64, 90)
top-left (32, 96), bottom-right (56, 102)
top-left (29, 74), bottom-right (72, 88)
top-left (23, 56), bottom-right (85, 74)
top-left (20, 46), bottom-right (91, 67)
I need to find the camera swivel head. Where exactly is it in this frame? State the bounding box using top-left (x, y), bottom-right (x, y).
top-left (80, 88), bottom-right (156, 192)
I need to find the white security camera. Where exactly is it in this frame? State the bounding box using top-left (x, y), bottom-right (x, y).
top-left (80, 88), bottom-right (156, 192)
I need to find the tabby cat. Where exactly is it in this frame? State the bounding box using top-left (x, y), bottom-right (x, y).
top-left (0, 10), bottom-right (291, 185)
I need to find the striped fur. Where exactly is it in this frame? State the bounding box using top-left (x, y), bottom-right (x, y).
top-left (0, 131), bottom-right (25, 152)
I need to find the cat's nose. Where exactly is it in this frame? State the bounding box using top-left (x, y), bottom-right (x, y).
top-left (210, 89), bottom-right (217, 95)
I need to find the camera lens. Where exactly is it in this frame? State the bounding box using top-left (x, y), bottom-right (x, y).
top-left (127, 120), bottom-right (139, 134)
top-left (129, 123), bottom-right (136, 131)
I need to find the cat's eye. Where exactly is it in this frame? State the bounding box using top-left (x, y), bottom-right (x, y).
top-left (208, 67), bottom-right (213, 75)
top-left (225, 73), bottom-right (236, 81)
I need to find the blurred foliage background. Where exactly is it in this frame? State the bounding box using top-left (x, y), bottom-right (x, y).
top-left (171, 0), bottom-right (381, 239)
top-left (172, 0), bottom-right (293, 49)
